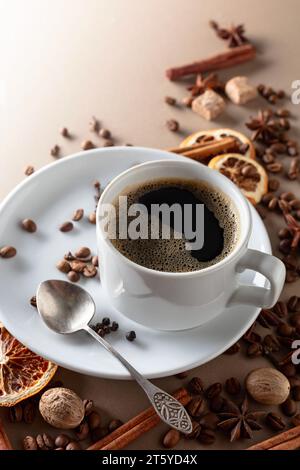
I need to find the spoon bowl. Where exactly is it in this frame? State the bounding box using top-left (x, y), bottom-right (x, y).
top-left (37, 280), bottom-right (95, 334)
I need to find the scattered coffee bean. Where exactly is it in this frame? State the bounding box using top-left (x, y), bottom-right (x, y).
top-left (198, 428), bottom-right (216, 445)
top-left (56, 259), bottom-right (71, 273)
top-left (25, 165), bottom-right (34, 176)
top-left (83, 399), bottom-right (93, 416)
top-left (99, 128), bottom-right (111, 139)
top-left (9, 404), bottom-right (23, 423)
top-left (225, 377), bottom-right (241, 395)
top-left (281, 397), bottom-right (297, 416)
top-left (199, 412), bottom-right (219, 430)
top-left (278, 228), bottom-right (291, 239)
top-left (162, 429), bottom-right (180, 449)
top-left (273, 301), bottom-right (288, 317)
top-left (268, 178), bottom-right (280, 192)
top-left (262, 192), bottom-right (274, 206)
top-left (89, 212), bottom-right (96, 224)
top-left (54, 434), bottom-right (70, 448)
top-left (205, 383), bottom-right (222, 399)
top-left (185, 420), bottom-right (201, 439)
top-left (277, 323), bottom-right (294, 337)
top-left (103, 139), bottom-right (114, 147)
top-left (175, 371), bottom-right (189, 379)
top-left (247, 342), bottom-right (263, 357)
top-left (290, 313), bottom-right (300, 327)
top-left (75, 420), bottom-right (90, 441)
top-left (164, 96), bottom-right (176, 106)
top-left (21, 218), bottom-right (37, 233)
top-left (188, 377), bottom-right (204, 394)
top-left (83, 264), bottom-right (97, 278)
top-left (276, 108), bottom-right (290, 118)
top-left (166, 119), bottom-right (179, 132)
top-left (67, 271), bottom-right (80, 283)
top-left (70, 260), bottom-right (86, 273)
top-left (59, 221), bottom-right (73, 232)
top-left (23, 401), bottom-right (36, 424)
top-left (87, 411), bottom-right (101, 430)
top-left (108, 419), bottom-right (123, 433)
top-left (209, 395), bottom-right (225, 413)
top-left (81, 140), bottom-right (95, 150)
top-left (290, 199), bottom-right (300, 210)
top-left (102, 317), bottom-right (110, 326)
top-left (92, 255), bottom-right (99, 267)
top-left (75, 247), bottom-right (91, 259)
top-left (287, 158), bottom-right (300, 180)
top-left (0, 246), bottom-right (17, 258)
top-left (266, 412), bottom-right (285, 431)
top-left (266, 162), bottom-right (283, 173)
top-left (72, 208), bottom-right (84, 222)
top-left (269, 142), bottom-right (287, 154)
top-left (36, 433), bottom-right (54, 450)
top-left (287, 145), bottom-right (298, 157)
top-left (288, 295), bottom-right (300, 312)
top-left (23, 435), bottom-right (38, 450)
top-left (126, 330), bottom-right (136, 342)
top-left (50, 145), bottom-right (60, 157)
top-left (89, 116), bottom-right (100, 133)
top-left (60, 127), bottom-right (70, 138)
top-left (224, 342), bottom-right (240, 355)
top-left (268, 197), bottom-right (278, 210)
top-left (258, 309), bottom-right (280, 328)
top-left (279, 239), bottom-right (292, 255)
top-left (111, 321), bottom-right (119, 331)
top-left (263, 152), bottom-right (275, 164)
top-left (30, 296), bottom-right (37, 308)
top-left (66, 441), bottom-right (81, 450)
top-left (263, 334), bottom-right (281, 352)
top-left (187, 397), bottom-right (205, 417)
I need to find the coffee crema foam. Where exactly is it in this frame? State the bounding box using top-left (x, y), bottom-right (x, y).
top-left (109, 178), bottom-right (240, 273)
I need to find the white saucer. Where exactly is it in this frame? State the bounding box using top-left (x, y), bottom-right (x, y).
top-left (0, 147), bottom-right (270, 379)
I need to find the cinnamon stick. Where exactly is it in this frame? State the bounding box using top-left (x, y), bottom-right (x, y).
top-left (247, 425), bottom-right (300, 450)
top-left (168, 136), bottom-right (237, 161)
top-left (87, 387), bottom-right (191, 451)
top-left (0, 419), bottom-right (12, 450)
top-left (269, 435), bottom-right (300, 451)
top-left (166, 44), bottom-right (256, 81)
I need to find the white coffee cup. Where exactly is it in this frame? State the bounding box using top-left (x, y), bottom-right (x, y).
top-left (96, 151), bottom-right (285, 331)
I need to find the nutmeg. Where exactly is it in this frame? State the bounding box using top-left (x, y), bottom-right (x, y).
top-left (245, 368), bottom-right (290, 405)
top-left (39, 388), bottom-right (85, 429)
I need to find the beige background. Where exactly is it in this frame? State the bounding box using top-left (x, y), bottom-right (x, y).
top-left (0, 0), bottom-right (300, 450)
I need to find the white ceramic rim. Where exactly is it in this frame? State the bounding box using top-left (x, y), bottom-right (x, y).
top-left (97, 157), bottom-right (252, 277)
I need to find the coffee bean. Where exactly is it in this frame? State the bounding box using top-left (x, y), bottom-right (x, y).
top-left (287, 145), bottom-right (298, 157)
top-left (288, 296), bottom-right (300, 312)
top-left (263, 334), bottom-right (281, 352)
top-left (287, 158), bottom-right (300, 180)
top-left (83, 264), bottom-right (97, 278)
top-left (91, 427), bottom-right (108, 442)
top-left (289, 377), bottom-right (300, 388)
top-left (258, 309), bottom-right (280, 328)
top-left (99, 128), bottom-right (111, 139)
top-left (25, 165), bottom-right (34, 176)
top-left (205, 383), bottom-right (222, 399)
top-left (198, 429), bottom-right (216, 445)
top-left (276, 108), bottom-right (290, 117)
top-left (103, 139), bottom-right (114, 147)
top-left (185, 420), bottom-right (201, 439)
top-left (81, 140), bottom-right (94, 150)
top-left (166, 119), bottom-right (179, 132)
top-left (209, 395), bottom-right (225, 413)
top-left (279, 239), bottom-right (292, 255)
top-left (268, 178), bottom-right (280, 192)
top-left (55, 434), bottom-right (70, 448)
top-left (75, 247), bottom-right (91, 259)
top-left (280, 191), bottom-right (295, 201)
top-left (279, 118), bottom-right (290, 131)
top-left (42, 433), bottom-right (54, 449)
top-left (290, 199), bottom-right (300, 210)
top-left (0, 246), bottom-right (17, 258)
top-left (269, 143), bottom-right (287, 154)
top-left (290, 313), bottom-right (300, 328)
top-left (92, 256), bottom-right (99, 267)
top-left (286, 270), bottom-right (299, 283)
top-left (165, 96), bottom-right (176, 106)
top-left (187, 397), bottom-right (205, 417)
top-left (70, 260), bottom-right (86, 273)
top-left (225, 377), bottom-right (241, 395)
top-left (263, 152), bottom-right (275, 164)
top-left (262, 192), bottom-right (275, 206)
top-left (282, 255), bottom-right (297, 271)
top-left (273, 301), bottom-right (288, 317)
top-left (66, 441), bottom-right (81, 450)
top-left (278, 200), bottom-right (291, 214)
top-left (126, 330), bottom-right (136, 342)
top-left (268, 197), bottom-right (278, 210)
top-left (175, 371), bottom-right (189, 379)
top-left (278, 228), bottom-right (291, 239)
top-left (9, 404), bottom-right (23, 422)
top-left (277, 323), bottom-right (295, 337)
top-left (23, 435), bottom-right (38, 450)
top-left (59, 221), bottom-right (73, 232)
top-left (108, 419), bottom-right (123, 433)
top-left (82, 399), bottom-right (93, 417)
top-left (23, 401), bottom-right (36, 424)
top-left (89, 212), bottom-right (96, 224)
top-left (56, 259), bottom-right (71, 273)
top-left (188, 377), bottom-right (204, 394)
top-left (60, 127), bottom-right (70, 138)
top-left (247, 342), bottom-right (263, 357)
top-left (30, 295), bottom-right (37, 308)
top-left (21, 218), bottom-right (37, 233)
top-left (50, 145), bottom-right (60, 157)
top-left (72, 209), bottom-right (84, 221)
top-left (292, 386), bottom-right (300, 401)
top-left (280, 363), bottom-right (296, 378)
top-left (292, 413), bottom-right (300, 426)
top-left (281, 397), bottom-right (297, 416)
top-left (88, 411), bottom-right (101, 430)
top-left (75, 420), bottom-right (90, 441)
top-left (266, 162), bottom-right (283, 173)
top-left (162, 429), bottom-right (180, 449)
top-left (224, 342), bottom-right (240, 355)
top-left (102, 317), bottom-right (110, 326)
top-left (266, 412), bottom-right (285, 431)
top-left (111, 321), bottom-right (119, 331)
top-left (199, 412), bottom-right (219, 431)
top-left (67, 271), bottom-right (80, 283)
top-left (241, 164), bottom-right (257, 177)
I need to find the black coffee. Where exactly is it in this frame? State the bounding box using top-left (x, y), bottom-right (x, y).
top-left (110, 178), bottom-right (239, 272)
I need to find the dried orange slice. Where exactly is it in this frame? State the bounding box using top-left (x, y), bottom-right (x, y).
top-left (180, 128), bottom-right (255, 159)
top-left (208, 153), bottom-right (268, 205)
top-left (0, 323), bottom-right (57, 406)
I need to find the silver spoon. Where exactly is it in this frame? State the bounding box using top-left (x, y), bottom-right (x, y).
top-left (36, 280), bottom-right (192, 434)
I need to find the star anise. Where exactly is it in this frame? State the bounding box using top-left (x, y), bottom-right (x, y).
top-left (187, 73), bottom-right (224, 97)
top-left (245, 109), bottom-right (282, 144)
top-left (209, 20), bottom-right (248, 48)
top-left (283, 212), bottom-right (300, 252)
top-left (218, 396), bottom-right (264, 442)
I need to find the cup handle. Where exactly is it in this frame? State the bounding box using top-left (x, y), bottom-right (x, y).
top-left (228, 248), bottom-right (286, 308)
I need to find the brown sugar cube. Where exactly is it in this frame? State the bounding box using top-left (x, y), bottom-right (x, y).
top-left (191, 90), bottom-right (225, 121)
top-left (225, 76), bottom-right (257, 105)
